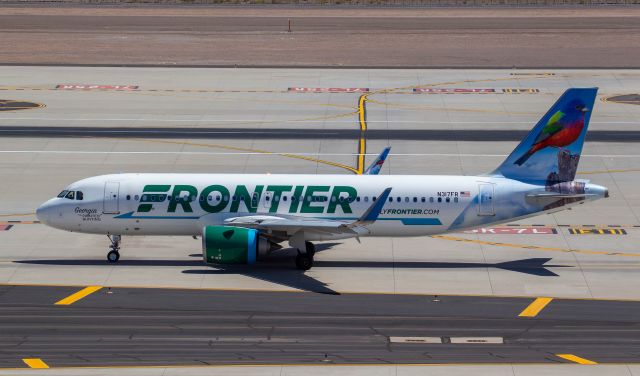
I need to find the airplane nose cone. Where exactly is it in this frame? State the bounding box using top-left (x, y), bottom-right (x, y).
top-left (36, 199), bottom-right (56, 225)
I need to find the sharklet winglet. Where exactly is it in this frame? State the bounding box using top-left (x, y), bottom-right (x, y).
top-left (348, 187), bottom-right (392, 227)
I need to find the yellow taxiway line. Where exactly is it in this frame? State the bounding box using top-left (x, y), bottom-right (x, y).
top-left (356, 94), bottom-right (368, 174)
top-left (556, 354), bottom-right (598, 365)
top-left (22, 358), bottom-right (49, 369)
top-left (518, 297), bottom-right (553, 317)
top-left (54, 286), bottom-right (103, 305)
top-left (5, 281), bottom-right (640, 303)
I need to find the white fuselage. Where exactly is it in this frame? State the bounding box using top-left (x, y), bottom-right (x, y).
top-left (36, 173), bottom-right (607, 241)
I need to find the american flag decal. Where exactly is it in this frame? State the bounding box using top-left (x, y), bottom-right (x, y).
top-left (460, 191), bottom-right (471, 197)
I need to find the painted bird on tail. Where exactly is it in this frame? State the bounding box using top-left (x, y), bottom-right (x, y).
top-left (514, 99), bottom-right (589, 166)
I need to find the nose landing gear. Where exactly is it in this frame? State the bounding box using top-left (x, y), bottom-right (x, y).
top-left (107, 235), bottom-right (121, 263)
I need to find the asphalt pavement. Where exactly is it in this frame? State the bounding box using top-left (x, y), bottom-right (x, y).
top-left (1, 285), bottom-right (640, 368)
top-left (0, 7), bottom-right (638, 67)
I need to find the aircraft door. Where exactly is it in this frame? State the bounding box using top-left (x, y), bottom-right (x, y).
top-left (478, 183), bottom-right (495, 216)
top-left (103, 182), bottom-right (120, 214)
top-left (262, 191), bottom-right (272, 209)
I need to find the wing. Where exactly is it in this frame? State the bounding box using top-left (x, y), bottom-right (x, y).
top-left (225, 215), bottom-right (358, 235)
top-left (223, 187), bottom-right (393, 237)
top-left (533, 110), bottom-right (565, 144)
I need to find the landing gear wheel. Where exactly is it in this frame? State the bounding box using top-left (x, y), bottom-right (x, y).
top-left (305, 241), bottom-right (316, 258)
top-left (107, 234), bottom-right (122, 263)
top-left (295, 252), bottom-right (313, 271)
top-left (107, 250), bottom-right (120, 263)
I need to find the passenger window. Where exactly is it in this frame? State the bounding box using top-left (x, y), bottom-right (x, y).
top-left (454, 197), bottom-right (459, 203)
top-left (126, 195), bottom-right (131, 201)
top-left (65, 191), bottom-right (75, 200)
top-left (373, 196), bottom-right (377, 202)
top-left (421, 197), bottom-right (425, 203)
top-left (274, 195), bottom-right (280, 202)
top-left (134, 195), bottom-right (139, 201)
top-left (446, 197), bottom-right (450, 203)
top-left (76, 191), bottom-right (84, 200)
top-left (364, 196), bottom-right (369, 202)
top-left (283, 196), bottom-right (288, 202)
top-left (396, 197), bottom-right (401, 203)
top-left (265, 196), bottom-right (270, 202)
top-left (389, 197), bottom-right (393, 202)
top-left (430, 197), bottom-right (434, 203)
top-left (438, 197), bottom-right (442, 203)
top-left (356, 197), bottom-right (361, 202)
top-left (413, 197), bottom-right (417, 203)
top-left (405, 197), bottom-right (409, 203)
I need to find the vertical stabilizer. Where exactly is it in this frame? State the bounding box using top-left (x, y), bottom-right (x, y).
top-left (492, 88), bottom-right (598, 183)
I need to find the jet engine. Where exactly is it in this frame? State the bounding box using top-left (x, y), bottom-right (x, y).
top-left (202, 226), bottom-right (280, 265)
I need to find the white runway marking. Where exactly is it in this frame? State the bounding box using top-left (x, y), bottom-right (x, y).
top-left (1, 150), bottom-right (639, 158)
top-left (0, 117), bottom-right (636, 124)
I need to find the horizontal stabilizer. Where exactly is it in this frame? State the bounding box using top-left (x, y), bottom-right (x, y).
top-left (526, 193), bottom-right (596, 199)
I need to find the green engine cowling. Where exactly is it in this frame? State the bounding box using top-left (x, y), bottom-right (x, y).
top-left (202, 226), bottom-right (280, 265)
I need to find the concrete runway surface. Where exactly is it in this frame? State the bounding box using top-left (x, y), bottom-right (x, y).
top-left (0, 67), bottom-right (640, 373)
top-left (0, 7), bottom-right (638, 67)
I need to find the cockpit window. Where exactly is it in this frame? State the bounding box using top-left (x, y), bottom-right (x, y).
top-left (76, 191), bottom-right (84, 200)
top-left (65, 191), bottom-right (75, 200)
top-left (57, 190), bottom-right (68, 198)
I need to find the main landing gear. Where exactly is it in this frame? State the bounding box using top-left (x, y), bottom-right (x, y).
top-left (295, 241), bottom-right (316, 271)
top-left (107, 234), bottom-right (121, 263)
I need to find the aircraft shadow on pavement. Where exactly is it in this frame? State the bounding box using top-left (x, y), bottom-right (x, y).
top-left (16, 253), bottom-right (569, 295)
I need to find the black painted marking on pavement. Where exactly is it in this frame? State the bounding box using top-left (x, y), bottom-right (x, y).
top-left (1, 126), bottom-right (639, 142)
top-left (568, 228), bottom-right (627, 235)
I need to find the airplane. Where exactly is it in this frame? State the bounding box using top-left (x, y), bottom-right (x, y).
top-left (36, 88), bottom-right (608, 271)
